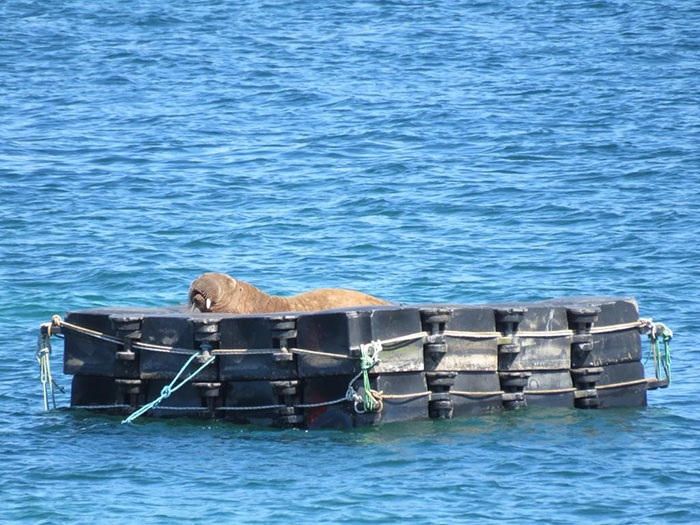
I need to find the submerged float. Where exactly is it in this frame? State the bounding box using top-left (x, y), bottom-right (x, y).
top-left (37, 297), bottom-right (672, 429)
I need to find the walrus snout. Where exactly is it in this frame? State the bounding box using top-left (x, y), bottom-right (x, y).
top-left (188, 273), bottom-right (237, 312)
top-left (189, 292), bottom-right (210, 312)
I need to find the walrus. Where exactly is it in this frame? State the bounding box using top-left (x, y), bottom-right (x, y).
top-left (189, 272), bottom-right (390, 314)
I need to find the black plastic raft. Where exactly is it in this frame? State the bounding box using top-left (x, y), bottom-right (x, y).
top-left (55, 297), bottom-right (670, 429)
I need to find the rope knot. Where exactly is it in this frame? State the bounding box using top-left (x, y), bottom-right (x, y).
top-left (160, 385), bottom-right (172, 398)
top-left (359, 341), bottom-right (382, 370)
top-left (642, 319), bottom-right (673, 385)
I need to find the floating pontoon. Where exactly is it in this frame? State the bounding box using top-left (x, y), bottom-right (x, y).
top-left (37, 297), bottom-right (672, 429)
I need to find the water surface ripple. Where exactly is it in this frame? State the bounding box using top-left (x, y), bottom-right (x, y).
top-left (1, 0), bottom-right (699, 523)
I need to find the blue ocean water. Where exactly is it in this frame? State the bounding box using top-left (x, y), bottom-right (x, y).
top-left (1, 0), bottom-right (699, 522)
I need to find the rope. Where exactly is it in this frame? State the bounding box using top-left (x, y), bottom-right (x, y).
top-left (289, 347), bottom-right (355, 360)
top-left (596, 378), bottom-right (651, 391)
top-left (450, 390), bottom-right (505, 397)
top-left (40, 314), bottom-right (674, 419)
top-left (523, 387), bottom-right (577, 395)
top-left (49, 315), bottom-right (657, 352)
top-left (216, 404), bottom-right (286, 411)
top-left (380, 391), bottom-right (431, 401)
top-left (152, 406), bottom-right (211, 411)
top-left (590, 319), bottom-right (653, 335)
top-left (443, 319), bottom-right (652, 340)
top-left (71, 404), bottom-right (132, 410)
top-left (213, 348), bottom-right (282, 356)
top-left (515, 330), bottom-right (575, 338)
top-left (372, 331), bottom-right (428, 348)
top-left (132, 341), bottom-right (195, 355)
top-left (644, 321), bottom-right (673, 384)
top-left (443, 330), bottom-right (501, 339)
top-left (52, 317), bottom-right (124, 346)
top-left (356, 341), bottom-right (383, 412)
top-left (36, 326), bottom-right (56, 411)
top-left (295, 397), bottom-right (351, 409)
top-left (121, 351), bottom-right (216, 424)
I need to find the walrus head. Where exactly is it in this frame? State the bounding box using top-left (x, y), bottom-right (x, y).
top-left (188, 273), bottom-right (237, 313)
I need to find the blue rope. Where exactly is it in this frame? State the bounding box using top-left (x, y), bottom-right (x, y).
top-left (122, 351), bottom-right (216, 424)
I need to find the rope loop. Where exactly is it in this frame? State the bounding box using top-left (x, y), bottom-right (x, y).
top-left (51, 315), bottom-right (63, 330)
top-left (122, 351), bottom-right (216, 425)
top-left (645, 320), bottom-right (673, 384)
top-left (356, 341), bottom-right (383, 412)
top-left (359, 341), bottom-right (383, 370)
top-left (36, 322), bottom-right (61, 411)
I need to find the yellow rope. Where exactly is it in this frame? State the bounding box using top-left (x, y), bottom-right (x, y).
top-left (49, 316), bottom-right (654, 360)
top-left (379, 391), bottom-right (431, 400)
top-left (590, 319), bottom-right (652, 334)
top-left (52, 317), bottom-right (123, 345)
top-left (596, 378), bottom-right (650, 390)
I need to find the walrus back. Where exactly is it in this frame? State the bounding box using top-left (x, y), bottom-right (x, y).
top-left (285, 288), bottom-right (390, 312)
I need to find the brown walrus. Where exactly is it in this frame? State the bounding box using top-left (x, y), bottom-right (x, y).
top-left (189, 272), bottom-right (390, 314)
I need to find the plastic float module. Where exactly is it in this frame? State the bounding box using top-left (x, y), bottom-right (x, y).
top-left (36, 297), bottom-right (672, 429)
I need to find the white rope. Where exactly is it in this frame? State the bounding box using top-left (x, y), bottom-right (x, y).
top-left (516, 330), bottom-right (575, 338)
top-left (132, 342), bottom-right (193, 355)
top-left (290, 347), bottom-right (355, 360)
top-left (590, 319), bottom-right (652, 334)
top-left (212, 348), bottom-right (280, 356)
top-left (443, 330), bottom-right (501, 339)
top-left (370, 331), bottom-right (428, 347)
top-left (148, 406), bottom-right (211, 411)
top-left (596, 378), bottom-right (650, 390)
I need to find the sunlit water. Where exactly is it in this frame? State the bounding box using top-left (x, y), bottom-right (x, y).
top-left (1, 0), bottom-right (699, 522)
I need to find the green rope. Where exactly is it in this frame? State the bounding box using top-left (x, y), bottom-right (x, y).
top-left (659, 325), bottom-right (673, 384)
top-left (122, 351), bottom-right (216, 424)
top-left (646, 323), bottom-right (673, 385)
top-left (359, 342), bottom-right (382, 412)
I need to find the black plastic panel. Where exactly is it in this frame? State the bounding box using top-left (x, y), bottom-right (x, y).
top-left (218, 315), bottom-right (299, 380)
top-left (296, 306), bottom-right (424, 378)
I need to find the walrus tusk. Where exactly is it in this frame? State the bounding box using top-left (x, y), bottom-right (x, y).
top-left (188, 272), bottom-right (390, 314)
